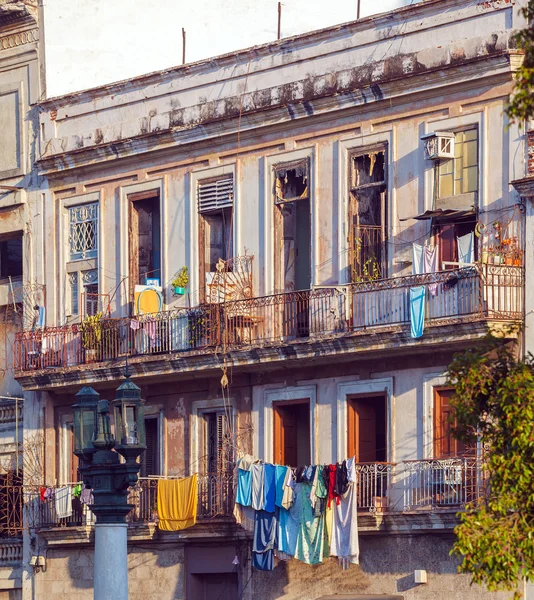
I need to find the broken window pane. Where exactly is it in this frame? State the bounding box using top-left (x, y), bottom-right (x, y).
top-left (274, 160), bottom-right (309, 203)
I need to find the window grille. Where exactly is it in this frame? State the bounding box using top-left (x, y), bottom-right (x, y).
top-left (198, 176), bottom-right (234, 213)
top-left (69, 269), bottom-right (98, 316)
top-left (69, 203), bottom-right (98, 260)
top-left (69, 272), bottom-right (78, 315)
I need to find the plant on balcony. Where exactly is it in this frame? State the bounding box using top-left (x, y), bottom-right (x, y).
top-left (447, 329), bottom-right (534, 599)
top-left (80, 312), bottom-right (103, 360)
top-left (171, 267), bottom-right (189, 296)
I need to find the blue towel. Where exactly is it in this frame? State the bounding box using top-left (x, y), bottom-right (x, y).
top-left (252, 550), bottom-right (274, 571)
top-left (274, 465), bottom-right (288, 508)
top-left (278, 506), bottom-right (299, 556)
top-left (263, 464), bottom-right (276, 513)
top-left (410, 286), bottom-right (426, 338)
top-left (253, 510), bottom-right (278, 553)
top-left (236, 468), bottom-right (252, 507)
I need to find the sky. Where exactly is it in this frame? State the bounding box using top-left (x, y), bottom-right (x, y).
top-left (42, 0), bottom-right (415, 98)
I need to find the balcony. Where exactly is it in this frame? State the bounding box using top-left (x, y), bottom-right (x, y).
top-left (30, 457), bottom-right (485, 538)
top-left (13, 265), bottom-right (522, 380)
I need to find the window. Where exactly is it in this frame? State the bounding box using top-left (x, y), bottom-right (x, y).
top-left (349, 149), bottom-right (387, 281)
top-left (198, 176), bottom-right (234, 286)
top-left (140, 416), bottom-right (160, 477)
top-left (59, 414), bottom-right (79, 484)
top-left (273, 399), bottom-right (310, 467)
top-left (0, 234), bottom-right (22, 279)
top-left (438, 128), bottom-right (478, 198)
top-left (201, 410), bottom-right (232, 474)
top-left (69, 269), bottom-right (98, 317)
top-left (69, 203), bottom-right (98, 261)
top-left (273, 161), bottom-right (311, 293)
top-left (128, 192), bottom-right (161, 289)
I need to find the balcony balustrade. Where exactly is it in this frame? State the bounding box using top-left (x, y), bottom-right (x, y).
top-left (13, 265), bottom-right (522, 373)
top-left (0, 539), bottom-right (22, 566)
top-left (27, 457), bottom-right (487, 532)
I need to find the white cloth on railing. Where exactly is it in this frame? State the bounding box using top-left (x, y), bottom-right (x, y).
top-left (55, 486), bottom-right (72, 519)
top-left (423, 246), bottom-right (439, 296)
top-left (412, 244), bottom-right (424, 275)
top-left (457, 232), bottom-right (474, 264)
top-left (329, 482), bottom-right (359, 566)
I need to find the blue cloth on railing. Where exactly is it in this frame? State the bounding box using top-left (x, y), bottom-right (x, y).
top-left (253, 509), bottom-right (278, 553)
top-left (275, 465), bottom-right (288, 508)
top-left (236, 468), bottom-right (252, 507)
top-left (278, 506), bottom-right (299, 557)
top-left (410, 286), bottom-right (426, 339)
top-left (251, 463), bottom-right (265, 510)
top-left (252, 549), bottom-right (274, 571)
top-left (263, 463), bottom-right (276, 513)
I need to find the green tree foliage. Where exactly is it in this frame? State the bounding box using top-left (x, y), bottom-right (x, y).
top-left (447, 332), bottom-right (534, 598)
top-left (508, 1), bottom-right (534, 123)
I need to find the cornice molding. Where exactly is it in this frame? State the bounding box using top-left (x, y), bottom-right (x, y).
top-left (0, 26), bottom-right (37, 51)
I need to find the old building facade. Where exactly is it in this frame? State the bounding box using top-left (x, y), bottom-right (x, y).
top-left (9, 0), bottom-right (532, 599)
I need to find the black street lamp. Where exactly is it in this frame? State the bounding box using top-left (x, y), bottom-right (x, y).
top-left (72, 377), bottom-right (146, 600)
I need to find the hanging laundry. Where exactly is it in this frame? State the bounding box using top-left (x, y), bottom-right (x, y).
top-left (80, 486), bottom-right (94, 505)
top-left (130, 319), bottom-right (140, 331)
top-left (295, 483), bottom-right (327, 565)
top-left (324, 464), bottom-right (340, 507)
top-left (157, 474), bottom-right (198, 531)
top-left (36, 306), bottom-right (46, 329)
top-left (295, 467), bottom-right (306, 483)
top-left (281, 468), bottom-right (295, 510)
top-left (423, 246), bottom-right (439, 296)
top-left (329, 481), bottom-right (359, 567)
top-left (252, 510), bottom-right (278, 571)
top-left (412, 243), bottom-right (424, 275)
top-left (263, 464), bottom-right (276, 513)
top-left (55, 486), bottom-right (73, 519)
top-left (274, 465), bottom-right (288, 508)
top-left (334, 461), bottom-right (349, 498)
top-left (39, 487), bottom-right (46, 502)
top-left (236, 468), bottom-right (252, 507)
top-left (278, 506), bottom-right (299, 558)
top-left (251, 463), bottom-right (265, 511)
top-left (237, 454), bottom-right (258, 471)
top-left (72, 483), bottom-right (82, 499)
top-left (314, 468), bottom-right (328, 517)
top-left (457, 232), bottom-right (474, 265)
top-left (233, 502), bottom-right (255, 534)
top-left (44, 487), bottom-right (54, 500)
top-left (410, 286), bottom-right (426, 339)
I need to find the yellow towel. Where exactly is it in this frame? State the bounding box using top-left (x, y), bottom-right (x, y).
top-left (157, 475), bottom-right (198, 531)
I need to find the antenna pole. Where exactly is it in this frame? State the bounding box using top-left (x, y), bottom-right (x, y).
top-left (277, 2), bottom-right (282, 40)
top-left (182, 28), bottom-right (186, 64)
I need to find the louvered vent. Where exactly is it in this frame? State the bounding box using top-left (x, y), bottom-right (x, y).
top-left (198, 176), bottom-right (234, 213)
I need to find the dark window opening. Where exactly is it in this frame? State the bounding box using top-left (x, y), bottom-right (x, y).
top-left (129, 194), bottom-right (161, 290)
top-left (274, 399), bottom-right (310, 467)
top-left (201, 207), bottom-right (234, 272)
top-left (0, 235), bottom-right (22, 279)
top-left (433, 217), bottom-right (477, 268)
top-left (203, 410), bottom-right (232, 474)
top-left (0, 470), bottom-right (23, 538)
top-left (349, 150), bottom-right (387, 282)
top-left (141, 417), bottom-right (159, 477)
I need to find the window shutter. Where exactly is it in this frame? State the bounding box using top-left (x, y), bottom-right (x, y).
top-left (142, 418), bottom-right (158, 476)
top-left (198, 176), bottom-right (234, 213)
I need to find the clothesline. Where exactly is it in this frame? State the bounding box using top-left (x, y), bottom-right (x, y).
top-left (235, 455), bottom-right (359, 571)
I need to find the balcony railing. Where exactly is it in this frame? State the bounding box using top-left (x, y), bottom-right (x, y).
top-left (354, 462), bottom-right (394, 512)
top-left (351, 264), bottom-right (523, 330)
top-left (35, 472), bottom-right (235, 530)
top-left (402, 457), bottom-right (487, 511)
top-left (0, 539), bottom-right (23, 565)
top-left (14, 265), bottom-right (522, 372)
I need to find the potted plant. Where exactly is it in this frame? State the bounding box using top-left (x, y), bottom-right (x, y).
top-left (79, 312), bottom-right (103, 363)
top-left (171, 267), bottom-right (189, 296)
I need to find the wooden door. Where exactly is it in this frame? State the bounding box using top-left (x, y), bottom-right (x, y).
top-left (434, 388), bottom-right (465, 458)
top-left (274, 404), bottom-right (297, 467)
top-left (348, 395), bottom-right (386, 463)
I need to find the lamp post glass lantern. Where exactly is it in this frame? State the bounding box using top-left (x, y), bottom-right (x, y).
top-left (112, 377), bottom-right (146, 458)
top-left (72, 386), bottom-right (99, 458)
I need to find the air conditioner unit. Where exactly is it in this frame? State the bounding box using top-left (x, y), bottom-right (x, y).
top-left (421, 131), bottom-right (455, 160)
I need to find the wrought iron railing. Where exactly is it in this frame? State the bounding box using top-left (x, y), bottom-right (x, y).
top-left (402, 457), bottom-right (486, 511)
top-left (354, 462), bottom-right (395, 512)
top-left (351, 264), bottom-right (523, 330)
top-left (35, 472), bottom-right (235, 529)
top-left (14, 288), bottom-right (346, 371)
top-left (13, 266), bottom-right (522, 372)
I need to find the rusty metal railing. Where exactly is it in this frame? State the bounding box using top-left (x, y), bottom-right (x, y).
top-left (351, 265), bottom-right (523, 330)
top-left (35, 472), bottom-right (235, 530)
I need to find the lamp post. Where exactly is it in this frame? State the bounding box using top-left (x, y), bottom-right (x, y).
top-left (73, 379), bottom-right (146, 600)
